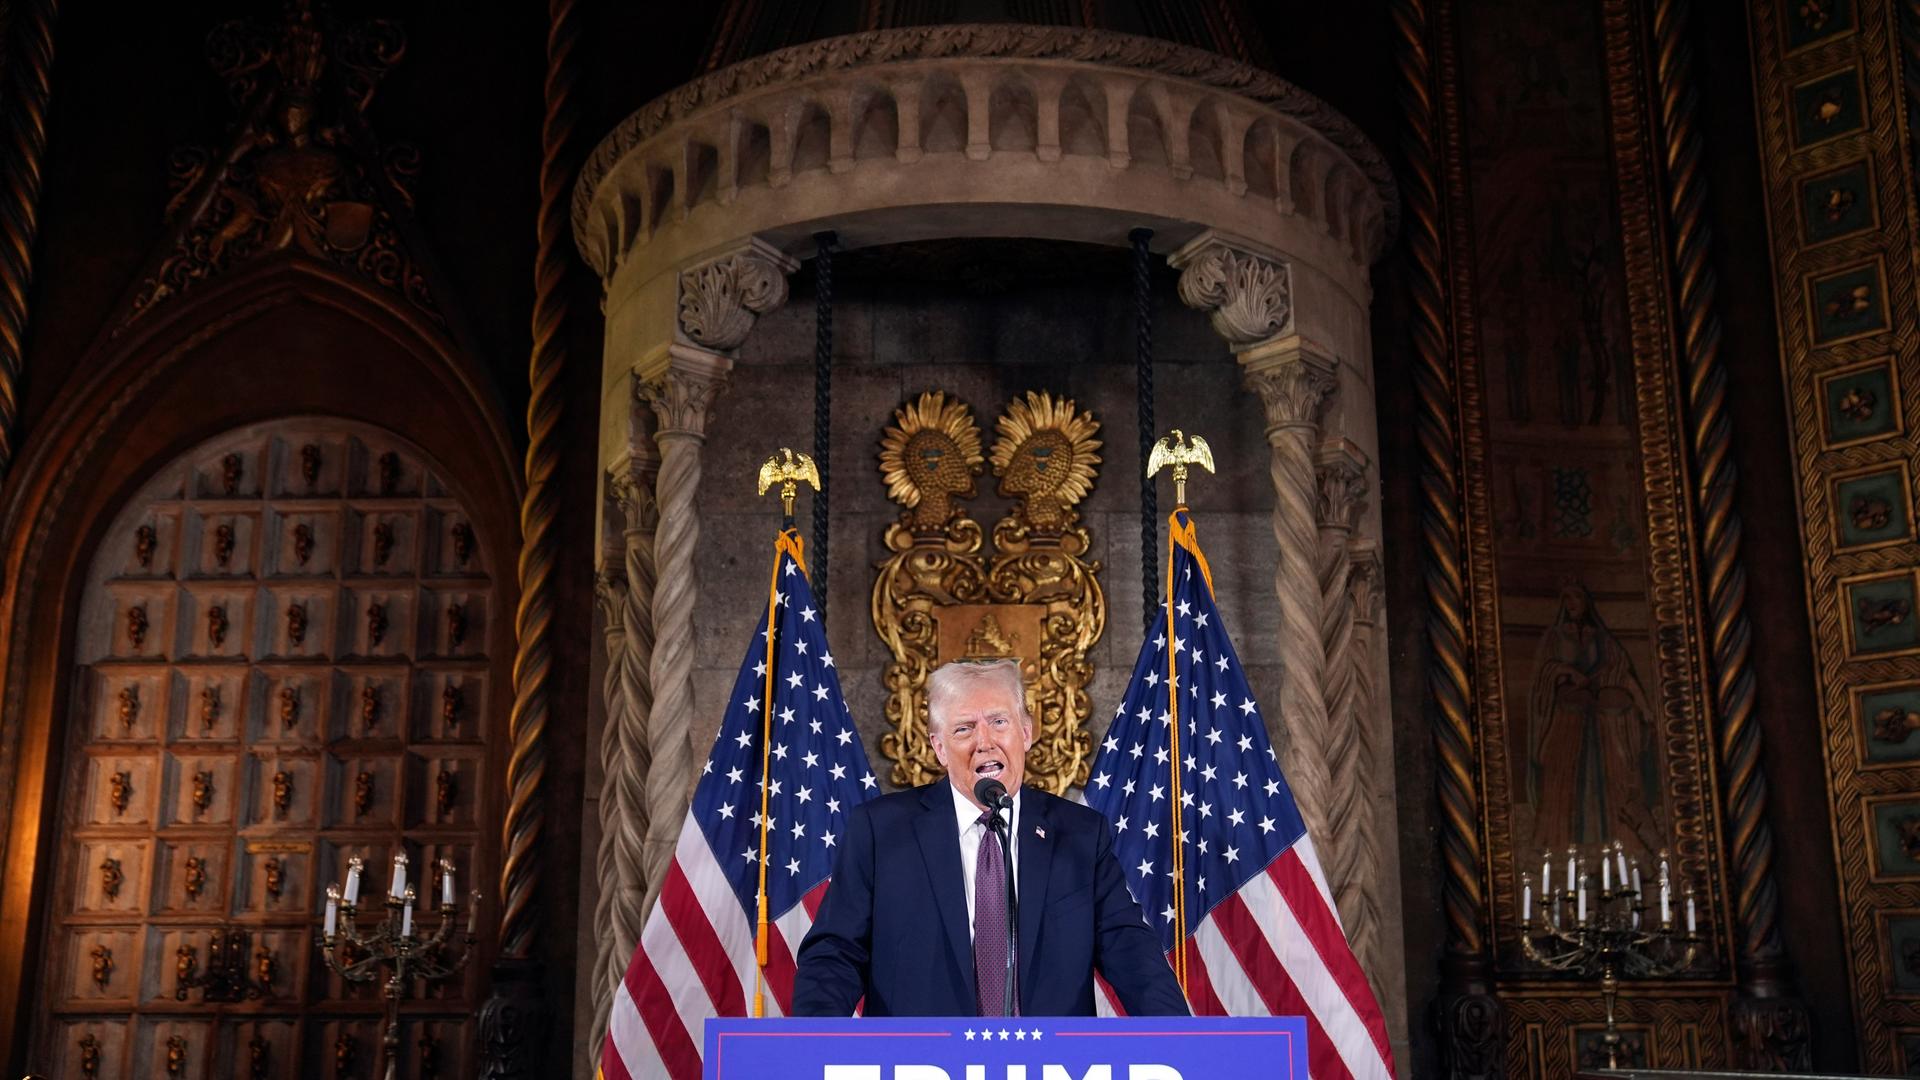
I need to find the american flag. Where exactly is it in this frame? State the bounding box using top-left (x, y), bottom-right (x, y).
top-left (1085, 509), bottom-right (1395, 1079)
top-left (600, 531), bottom-right (878, 1080)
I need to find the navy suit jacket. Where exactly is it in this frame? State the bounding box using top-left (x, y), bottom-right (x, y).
top-left (793, 783), bottom-right (1188, 1017)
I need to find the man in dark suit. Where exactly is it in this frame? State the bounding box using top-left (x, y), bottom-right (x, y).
top-left (794, 658), bottom-right (1188, 1017)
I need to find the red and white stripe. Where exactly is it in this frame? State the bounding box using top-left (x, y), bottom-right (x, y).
top-left (1097, 836), bottom-right (1395, 1080)
top-left (600, 816), bottom-right (828, 1080)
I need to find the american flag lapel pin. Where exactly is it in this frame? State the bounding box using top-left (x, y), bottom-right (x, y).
top-left (1035, 825), bottom-right (1046, 840)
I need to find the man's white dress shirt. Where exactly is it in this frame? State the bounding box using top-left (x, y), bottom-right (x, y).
top-left (948, 781), bottom-right (1021, 943)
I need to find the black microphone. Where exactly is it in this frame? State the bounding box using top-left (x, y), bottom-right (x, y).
top-left (973, 777), bottom-right (1014, 812)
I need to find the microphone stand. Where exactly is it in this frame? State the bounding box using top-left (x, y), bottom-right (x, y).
top-left (987, 805), bottom-right (1018, 1018)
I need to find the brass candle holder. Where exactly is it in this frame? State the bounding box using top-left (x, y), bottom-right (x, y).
top-left (1518, 840), bottom-right (1702, 1069)
top-left (321, 853), bottom-right (479, 1080)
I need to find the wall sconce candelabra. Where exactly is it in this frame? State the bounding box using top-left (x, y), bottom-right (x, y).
top-left (322, 853), bottom-right (478, 1080)
top-left (1519, 841), bottom-right (1701, 1069)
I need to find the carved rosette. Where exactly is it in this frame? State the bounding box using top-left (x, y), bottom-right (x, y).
top-left (1171, 238), bottom-right (1294, 347)
top-left (873, 391), bottom-right (1105, 795)
top-left (676, 244), bottom-right (799, 350)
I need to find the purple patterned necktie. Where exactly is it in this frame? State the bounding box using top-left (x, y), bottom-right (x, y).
top-left (974, 810), bottom-right (1015, 1016)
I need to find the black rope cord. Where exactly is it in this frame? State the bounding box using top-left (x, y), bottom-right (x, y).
top-left (813, 230), bottom-right (837, 622)
top-left (1131, 227), bottom-right (1159, 632)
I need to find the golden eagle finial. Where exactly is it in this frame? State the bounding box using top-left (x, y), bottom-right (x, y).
top-left (1146, 429), bottom-right (1215, 506)
top-left (756, 448), bottom-right (820, 517)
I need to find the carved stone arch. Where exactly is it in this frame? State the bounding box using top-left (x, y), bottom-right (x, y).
top-left (988, 73), bottom-right (1039, 153)
top-left (735, 115), bottom-right (773, 188)
top-left (645, 161), bottom-right (675, 236)
top-left (1124, 83), bottom-right (1169, 169)
top-left (1288, 139), bottom-right (1326, 222)
top-left (851, 84), bottom-right (900, 161)
top-left (1243, 118), bottom-right (1282, 201)
top-left (1188, 97), bottom-right (1227, 183)
top-left (919, 71), bottom-right (968, 154)
top-left (1057, 74), bottom-right (1106, 157)
top-left (791, 99), bottom-right (834, 175)
top-left (684, 138), bottom-right (721, 210)
top-left (0, 258), bottom-right (522, 1062)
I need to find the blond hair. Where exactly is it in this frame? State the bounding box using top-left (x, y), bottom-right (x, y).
top-left (926, 658), bottom-right (1028, 734)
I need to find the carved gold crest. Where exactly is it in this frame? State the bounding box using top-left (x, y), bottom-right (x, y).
top-left (872, 390), bottom-right (1105, 795)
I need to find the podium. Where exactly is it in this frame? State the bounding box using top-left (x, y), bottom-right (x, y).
top-left (702, 1016), bottom-right (1310, 1079)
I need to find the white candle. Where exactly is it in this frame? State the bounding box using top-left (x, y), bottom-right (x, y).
top-left (440, 859), bottom-right (455, 907)
top-left (465, 892), bottom-right (479, 935)
top-left (344, 858), bottom-right (362, 905)
top-left (1660, 879), bottom-right (1672, 924)
top-left (1541, 855), bottom-right (1553, 897)
top-left (390, 853), bottom-right (408, 899)
top-left (1522, 875), bottom-right (1533, 924)
top-left (1566, 850), bottom-right (1576, 894)
top-left (1616, 848), bottom-right (1629, 890)
top-left (1686, 891), bottom-right (1696, 934)
top-left (1602, 856), bottom-right (1612, 892)
top-left (1631, 866), bottom-right (1642, 897)
top-left (1577, 879), bottom-right (1587, 923)
top-left (324, 886), bottom-right (340, 937)
top-left (401, 893), bottom-right (415, 937)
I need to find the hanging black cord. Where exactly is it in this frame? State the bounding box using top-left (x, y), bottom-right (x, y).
top-left (813, 230), bottom-right (837, 621)
top-left (1131, 227), bottom-right (1159, 632)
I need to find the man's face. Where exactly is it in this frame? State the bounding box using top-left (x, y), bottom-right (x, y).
top-left (930, 676), bottom-right (1034, 810)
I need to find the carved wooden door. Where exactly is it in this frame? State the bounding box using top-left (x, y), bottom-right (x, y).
top-left (37, 420), bottom-right (493, 1079)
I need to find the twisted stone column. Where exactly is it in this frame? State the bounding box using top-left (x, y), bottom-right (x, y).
top-left (1347, 542), bottom-right (1390, 981)
top-left (1245, 346), bottom-right (1336, 843)
top-left (1172, 233), bottom-right (1337, 846)
top-left (640, 345), bottom-right (732, 907)
top-left (612, 449), bottom-right (662, 921)
top-left (588, 566), bottom-right (630, 1056)
top-left (1315, 443), bottom-right (1377, 964)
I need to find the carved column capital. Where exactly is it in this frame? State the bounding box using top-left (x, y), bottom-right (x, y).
top-left (639, 344), bottom-right (733, 442)
top-left (1169, 231), bottom-right (1293, 347)
top-left (594, 567), bottom-right (628, 627)
top-left (607, 450), bottom-right (659, 533)
top-left (1242, 337), bottom-right (1337, 434)
top-left (1315, 439), bottom-right (1370, 531)
top-left (675, 238), bottom-right (800, 350)
top-left (1347, 540), bottom-right (1383, 627)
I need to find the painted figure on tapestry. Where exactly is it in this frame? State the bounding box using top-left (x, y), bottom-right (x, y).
top-left (1525, 582), bottom-right (1663, 853)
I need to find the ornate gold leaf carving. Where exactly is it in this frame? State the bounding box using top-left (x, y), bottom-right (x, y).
top-left (877, 391), bottom-right (984, 536)
top-left (873, 391), bottom-right (1105, 795)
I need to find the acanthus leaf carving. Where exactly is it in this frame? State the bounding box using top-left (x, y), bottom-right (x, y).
top-left (676, 250), bottom-right (794, 350)
top-left (1173, 239), bottom-right (1294, 346)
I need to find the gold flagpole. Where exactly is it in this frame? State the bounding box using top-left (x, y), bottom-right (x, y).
top-left (751, 450), bottom-right (820, 1017)
top-left (1147, 431), bottom-right (1215, 1000)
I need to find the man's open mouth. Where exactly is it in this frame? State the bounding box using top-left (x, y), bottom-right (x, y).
top-left (974, 760), bottom-right (1004, 777)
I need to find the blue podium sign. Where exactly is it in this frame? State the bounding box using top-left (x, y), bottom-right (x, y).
top-left (702, 1016), bottom-right (1309, 1079)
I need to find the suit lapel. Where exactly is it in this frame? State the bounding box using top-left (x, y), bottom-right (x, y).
top-left (912, 784), bottom-right (975, 1005)
top-left (1017, 790), bottom-right (1055, 1005)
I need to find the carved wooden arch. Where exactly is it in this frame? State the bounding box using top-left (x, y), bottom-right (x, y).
top-left (0, 257), bottom-right (522, 1069)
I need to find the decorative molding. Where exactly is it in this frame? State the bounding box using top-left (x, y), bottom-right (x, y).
top-left (1170, 234), bottom-right (1294, 347)
top-left (0, 0), bottom-right (57, 478)
top-left (1745, 0), bottom-right (1919, 1067)
top-left (1241, 337), bottom-right (1336, 431)
top-left (641, 344), bottom-right (733, 438)
top-left (571, 24), bottom-right (1398, 261)
top-left (1391, 0), bottom-right (1504, 1069)
top-left (1647, 0), bottom-right (1809, 1066)
top-left (676, 240), bottom-right (800, 351)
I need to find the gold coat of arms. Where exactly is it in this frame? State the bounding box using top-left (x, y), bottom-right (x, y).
top-left (871, 390), bottom-right (1106, 794)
